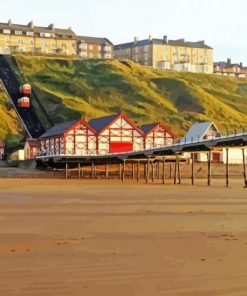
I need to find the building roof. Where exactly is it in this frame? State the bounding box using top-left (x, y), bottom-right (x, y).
top-left (77, 35), bottom-right (113, 45)
top-left (89, 114), bottom-right (119, 132)
top-left (114, 37), bottom-right (212, 50)
top-left (140, 123), bottom-right (158, 133)
top-left (182, 122), bottom-right (220, 142)
top-left (0, 20), bottom-right (76, 39)
top-left (40, 120), bottom-right (77, 139)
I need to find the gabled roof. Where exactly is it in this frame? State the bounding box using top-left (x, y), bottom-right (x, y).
top-left (140, 123), bottom-right (159, 133)
top-left (40, 120), bottom-right (77, 139)
top-left (114, 38), bottom-right (212, 50)
top-left (89, 114), bottom-right (119, 132)
top-left (182, 122), bottom-right (220, 142)
top-left (0, 21), bottom-right (76, 38)
top-left (77, 36), bottom-right (113, 45)
top-left (140, 122), bottom-right (178, 138)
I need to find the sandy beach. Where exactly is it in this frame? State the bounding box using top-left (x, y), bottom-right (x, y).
top-left (0, 178), bottom-right (247, 295)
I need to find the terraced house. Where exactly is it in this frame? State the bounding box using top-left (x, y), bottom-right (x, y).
top-left (0, 20), bottom-right (77, 55)
top-left (114, 35), bottom-right (213, 73)
top-left (0, 20), bottom-right (113, 58)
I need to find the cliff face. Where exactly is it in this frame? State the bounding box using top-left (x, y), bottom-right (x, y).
top-left (2, 54), bottom-right (247, 143)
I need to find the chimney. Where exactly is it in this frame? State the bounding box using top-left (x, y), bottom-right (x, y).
top-left (28, 21), bottom-right (34, 29)
top-left (163, 35), bottom-right (168, 43)
top-left (240, 62), bottom-right (243, 68)
top-left (48, 23), bottom-right (55, 31)
top-left (149, 35), bottom-right (152, 41)
top-left (68, 26), bottom-right (72, 30)
top-left (134, 36), bottom-right (138, 44)
top-left (227, 58), bottom-right (231, 65)
top-left (8, 19), bottom-right (11, 26)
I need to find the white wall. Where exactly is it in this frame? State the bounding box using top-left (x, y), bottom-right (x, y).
top-left (222, 148), bottom-right (247, 164)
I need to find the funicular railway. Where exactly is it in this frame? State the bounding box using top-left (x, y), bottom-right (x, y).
top-left (0, 55), bottom-right (46, 138)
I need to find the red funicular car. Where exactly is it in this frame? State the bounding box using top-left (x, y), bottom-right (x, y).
top-left (19, 84), bottom-right (32, 95)
top-left (17, 97), bottom-right (30, 108)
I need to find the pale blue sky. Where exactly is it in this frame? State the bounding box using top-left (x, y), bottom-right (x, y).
top-left (1, 0), bottom-right (247, 64)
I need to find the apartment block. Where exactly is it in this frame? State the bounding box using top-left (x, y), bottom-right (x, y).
top-left (77, 36), bottom-right (113, 59)
top-left (214, 58), bottom-right (247, 78)
top-left (114, 35), bottom-right (213, 73)
top-left (0, 20), bottom-right (113, 59)
top-left (0, 20), bottom-right (77, 55)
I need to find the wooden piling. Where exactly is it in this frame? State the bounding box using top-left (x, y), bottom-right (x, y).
top-left (226, 148), bottom-right (229, 187)
top-left (105, 163), bottom-right (108, 179)
top-left (137, 161), bottom-right (140, 182)
top-left (78, 163), bottom-right (81, 179)
top-left (162, 157), bottom-right (166, 184)
top-left (173, 155), bottom-right (178, 185)
top-left (132, 163), bottom-right (135, 180)
top-left (242, 149), bottom-right (247, 188)
top-left (177, 156), bottom-right (181, 184)
top-left (152, 161), bottom-right (155, 182)
top-left (119, 163), bottom-right (122, 180)
top-left (65, 162), bottom-right (68, 180)
top-left (122, 161), bottom-right (125, 182)
top-left (191, 153), bottom-right (194, 185)
top-left (91, 162), bottom-right (94, 179)
top-left (207, 150), bottom-right (212, 186)
top-left (146, 159), bottom-right (150, 183)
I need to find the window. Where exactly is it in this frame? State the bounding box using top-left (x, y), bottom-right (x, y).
top-left (144, 45), bottom-right (149, 52)
top-left (26, 31), bottom-right (34, 36)
top-left (3, 29), bottom-right (10, 34)
top-left (62, 43), bottom-right (67, 49)
top-left (15, 30), bottom-right (22, 35)
top-left (5, 39), bottom-right (10, 45)
top-left (40, 32), bottom-right (51, 37)
top-left (30, 40), bottom-right (34, 46)
top-left (51, 41), bottom-right (56, 49)
top-left (89, 53), bottom-right (93, 58)
top-left (79, 43), bottom-right (87, 49)
top-left (79, 52), bottom-right (87, 57)
top-left (18, 39), bottom-right (23, 46)
top-left (89, 45), bottom-right (93, 50)
top-left (40, 40), bottom-right (46, 48)
top-left (98, 45), bottom-right (101, 51)
top-left (98, 54), bottom-right (101, 58)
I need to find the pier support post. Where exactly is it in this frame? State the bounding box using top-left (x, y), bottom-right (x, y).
top-left (78, 163), bottom-right (81, 179)
top-left (177, 156), bottom-right (181, 184)
top-left (207, 150), bottom-right (212, 186)
top-left (162, 157), bottom-right (166, 184)
top-left (191, 153), bottom-right (194, 185)
top-left (122, 161), bottom-right (125, 182)
top-left (91, 162), bottom-right (94, 179)
top-left (119, 163), bottom-right (122, 180)
top-left (174, 154), bottom-right (178, 185)
top-left (152, 161), bottom-right (155, 182)
top-left (65, 162), bottom-right (68, 180)
top-left (137, 161), bottom-right (140, 182)
top-left (146, 159), bottom-right (150, 183)
top-left (105, 163), bottom-right (108, 180)
top-left (226, 148), bottom-right (229, 187)
top-left (132, 163), bottom-right (135, 180)
top-left (242, 149), bottom-right (247, 188)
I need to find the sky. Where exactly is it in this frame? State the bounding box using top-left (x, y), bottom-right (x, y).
top-left (1, 0), bottom-right (247, 64)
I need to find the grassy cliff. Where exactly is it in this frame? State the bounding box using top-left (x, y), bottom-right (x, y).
top-left (7, 54), bottom-right (247, 136)
top-left (0, 87), bottom-right (23, 144)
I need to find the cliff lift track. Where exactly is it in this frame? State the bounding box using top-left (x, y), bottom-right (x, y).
top-left (0, 55), bottom-right (45, 138)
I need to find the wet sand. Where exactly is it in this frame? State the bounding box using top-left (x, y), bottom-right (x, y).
top-left (0, 178), bottom-right (247, 295)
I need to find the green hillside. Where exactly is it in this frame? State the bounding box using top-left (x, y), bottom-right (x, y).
top-left (5, 54), bottom-right (247, 138)
top-left (0, 87), bottom-right (23, 144)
